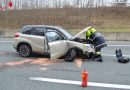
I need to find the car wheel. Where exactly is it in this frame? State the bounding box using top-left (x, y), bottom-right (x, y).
top-left (84, 52), bottom-right (94, 59)
top-left (88, 52), bottom-right (94, 58)
top-left (18, 44), bottom-right (32, 57)
top-left (65, 49), bottom-right (76, 62)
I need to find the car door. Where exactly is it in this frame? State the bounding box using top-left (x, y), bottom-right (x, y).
top-left (45, 28), bottom-right (68, 60)
top-left (21, 27), bottom-right (46, 53)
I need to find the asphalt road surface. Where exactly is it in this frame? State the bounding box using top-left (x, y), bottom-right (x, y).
top-left (0, 38), bottom-right (130, 90)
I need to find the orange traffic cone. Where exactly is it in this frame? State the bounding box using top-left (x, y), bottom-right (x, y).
top-left (81, 69), bottom-right (88, 87)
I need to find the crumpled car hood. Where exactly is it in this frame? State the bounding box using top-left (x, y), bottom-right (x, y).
top-left (72, 26), bottom-right (91, 39)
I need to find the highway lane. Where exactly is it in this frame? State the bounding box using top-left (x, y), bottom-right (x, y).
top-left (0, 39), bottom-right (130, 90)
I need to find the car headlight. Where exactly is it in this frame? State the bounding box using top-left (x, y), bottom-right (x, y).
top-left (86, 45), bottom-right (90, 48)
top-left (90, 44), bottom-right (94, 48)
top-left (85, 44), bottom-right (93, 48)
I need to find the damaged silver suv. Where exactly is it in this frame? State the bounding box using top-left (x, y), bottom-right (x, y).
top-left (13, 25), bottom-right (95, 62)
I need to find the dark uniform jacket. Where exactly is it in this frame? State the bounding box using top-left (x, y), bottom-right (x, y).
top-left (89, 32), bottom-right (107, 51)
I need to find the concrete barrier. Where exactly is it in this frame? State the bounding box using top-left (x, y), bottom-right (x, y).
top-left (0, 29), bottom-right (17, 38)
top-left (101, 32), bottom-right (117, 41)
top-left (0, 31), bottom-right (5, 38)
top-left (116, 32), bottom-right (130, 41)
top-left (1, 30), bottom-right (130, 41)
top-left (101, 32), bottom-right (130, 41)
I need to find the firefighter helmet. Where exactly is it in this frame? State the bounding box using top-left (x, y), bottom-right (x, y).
top-left (86, 30), bottom-right (91, 37)
top-left (89, 27), bottom-right (96, 34)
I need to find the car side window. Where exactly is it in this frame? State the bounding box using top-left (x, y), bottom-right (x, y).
top-left (31, 28), bottom-right (44, 36)
top-left (46, 30), bottom-right (63, 42)
top-left (22, 27), bottom-right (44, 36)
top-left (22, 27), bottom-right (32, 34)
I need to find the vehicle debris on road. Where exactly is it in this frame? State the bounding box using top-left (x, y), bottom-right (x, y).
top-left (115, 49), bottom-right (129, 63)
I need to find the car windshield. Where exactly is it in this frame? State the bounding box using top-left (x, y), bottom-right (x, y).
top-left (59, 28), bottom-right (73, 39)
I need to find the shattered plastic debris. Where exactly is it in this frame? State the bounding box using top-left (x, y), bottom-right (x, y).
top-left (5, 59), bottom-right (34, 66)
top-left (1, 58), bottom-right (84, 69)
top-left (3, 58), bottom-right (64, 67)
top-left (0, 63), bottom-right (3, 68)
top-left (75, 59), bottom-right (83, 68)
top-left (0, 52), bottom-right (9, 54)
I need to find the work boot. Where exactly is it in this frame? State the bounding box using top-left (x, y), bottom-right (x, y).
top-left (94, 52), bottom-right (103, 62)
top-left (95, 57), bottom-right (103, 62)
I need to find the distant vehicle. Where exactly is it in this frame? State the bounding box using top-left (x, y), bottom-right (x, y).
top-left (13, 25), bottom-right (95, 62)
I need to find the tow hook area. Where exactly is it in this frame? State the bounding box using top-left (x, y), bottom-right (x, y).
top-left (85, 52), bottom-right (94, 58)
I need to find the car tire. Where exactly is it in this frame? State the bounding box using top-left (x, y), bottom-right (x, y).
top-left (18, 44), bottom-right (32, 57)
top-left (64, 49), bottom-right (76, 62)
top-left (84, 52), bottom-right (94, 59)
top-left (88, 52), bottom-right (94, 58)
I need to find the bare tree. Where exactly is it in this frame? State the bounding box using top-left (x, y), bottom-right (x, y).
top-left (74, 0), bottom-right (80, 7)
top-left (85, 0), bottom-right (95, 26)
top-left (113, 0), bottom-right (128, 7)
top-left (53, 0), bottom-right (61, 8)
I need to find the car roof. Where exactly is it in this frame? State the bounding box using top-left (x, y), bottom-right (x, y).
top-left (22, 25), bottom-right (62, 29)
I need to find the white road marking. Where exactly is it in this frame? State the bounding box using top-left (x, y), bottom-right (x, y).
top-left (102, 54), bottom-right (130, 57)
top-left (108, 45), bottom-right (130, 47)
top-left (29, 77), bottom-right (130, 89)
top-left (40, 68), bottom-right (47, 70)
top-left (0, 41), bottom-right (13, 43)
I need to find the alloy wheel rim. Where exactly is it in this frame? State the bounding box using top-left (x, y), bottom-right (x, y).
top-left (19, 45), bottom-right (30, 57)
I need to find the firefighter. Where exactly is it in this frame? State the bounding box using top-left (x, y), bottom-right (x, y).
top-left (86, 27), bottom-right (107, 62)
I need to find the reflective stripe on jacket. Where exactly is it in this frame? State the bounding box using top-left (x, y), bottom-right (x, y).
top-left (89, 32), bottom-right (107, 49)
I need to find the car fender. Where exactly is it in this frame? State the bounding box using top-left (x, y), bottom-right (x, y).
top-left (67, 40), bottom-right (95, 54)
top-left (15, 34), bottom-right (46, 53)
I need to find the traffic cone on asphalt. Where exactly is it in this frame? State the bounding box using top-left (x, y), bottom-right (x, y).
top-left (81, 69), bottom-right (88, 87)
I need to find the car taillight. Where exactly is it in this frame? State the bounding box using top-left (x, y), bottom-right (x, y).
top-left (15, 33), bottom-right (20, 37)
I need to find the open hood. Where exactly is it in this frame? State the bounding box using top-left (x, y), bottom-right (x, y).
top-left (72, 26), bottom-right (92, 39)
